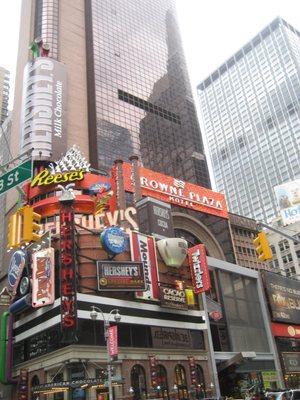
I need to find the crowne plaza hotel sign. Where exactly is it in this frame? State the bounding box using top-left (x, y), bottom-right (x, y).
top-left (122, 163), bottom-right (228, 219)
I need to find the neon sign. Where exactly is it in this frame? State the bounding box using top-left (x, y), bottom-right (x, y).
top-left (31, 168), bottom-right (85, 187)
top-left (60, 204), bottom-right (77, 343)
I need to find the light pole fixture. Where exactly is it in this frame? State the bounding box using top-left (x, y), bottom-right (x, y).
top-left (90, 306), bottom-right (121, 400)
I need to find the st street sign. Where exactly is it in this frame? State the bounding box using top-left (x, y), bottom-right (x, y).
top-left (0, 160), bottom-right (32, 196)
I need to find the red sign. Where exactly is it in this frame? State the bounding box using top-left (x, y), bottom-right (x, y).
top-left (122, 163), bottom-right (228, 219)
top-left (130, 231), bottom-right (159, 300)
top-left (108, 325), bottom-right (118, 358)
top-left (271, 322), bottom-right (300, 339)
top-left (32, 248), bottom-right (55, 308)
top-left (209, 310), bottom-right (222, 321)
top-left (60, 204), bottom-right (77, 343)
top-left (188, 244), bottom-right (211, 294)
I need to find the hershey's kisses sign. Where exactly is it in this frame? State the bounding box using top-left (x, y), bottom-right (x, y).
top-left (31, 145), bottom-right (90, 188)
top-left (60, 202), bottom-right (78, 343)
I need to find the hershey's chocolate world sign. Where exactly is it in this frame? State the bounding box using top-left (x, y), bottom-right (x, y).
top-left (97, 261), bottom-right (146, 291)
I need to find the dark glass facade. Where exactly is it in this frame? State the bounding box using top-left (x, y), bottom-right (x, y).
top-left (85, 0), bottom-right (210, 187)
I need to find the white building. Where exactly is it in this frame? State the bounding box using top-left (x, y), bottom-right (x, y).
top-left (197, 17), bottom-right (300, 222)
top-left (267, 218), bottom-right (300, 279)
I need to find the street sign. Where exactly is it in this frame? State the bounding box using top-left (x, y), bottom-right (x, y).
top-left (0, 160), bottom-right (32, 196)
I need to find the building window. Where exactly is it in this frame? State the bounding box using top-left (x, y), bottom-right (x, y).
top-left (196, 365), bottom-right (206, 395)
top-left (131, 365), bottom-right (147, 400)
top-left (118, 89), bottom-right (181, 125)
top-left (279, 240), bottom-right (290, 251)
top-left (270, 245), bottom-right (276, 255)
top-left (157, 365), bottom-right (169, 399)
top-left (175, 364), bottom-right (188, 400)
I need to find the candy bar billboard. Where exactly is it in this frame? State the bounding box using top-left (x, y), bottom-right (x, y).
top-left (32, 247), bottom-right (55, 308)
top-left (130, 231), bottom-right (159, 300)
top-left (97, 261), bottom-right (146, 291)
top-left (20, 57), bottom-right (67, 159)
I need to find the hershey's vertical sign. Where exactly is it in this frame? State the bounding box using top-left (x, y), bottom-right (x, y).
top-left (60, 204), bottom-right (78, 343)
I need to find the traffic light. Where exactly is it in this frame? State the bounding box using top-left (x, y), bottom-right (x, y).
top-left (253, 232), bottom-right (272, 261)
top-left (21, 205), bottom-right (42, 244)
top-left (7, 211), bottom-right (22, 249)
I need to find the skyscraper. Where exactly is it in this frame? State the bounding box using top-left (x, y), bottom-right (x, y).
top-left (0, 67), bottom-right (9, 124)
top-left (197, 17), bottom-right (300, 222)
top-left (10, 0), bottom-right (210, 188)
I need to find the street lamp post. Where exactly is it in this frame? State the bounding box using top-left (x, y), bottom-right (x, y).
top-left (90, 306), bottom-right (121, 400)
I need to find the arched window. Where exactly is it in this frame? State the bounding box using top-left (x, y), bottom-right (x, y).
top-left (174, 364), bottom-right (188, 400)
top-left (31, 376), bottom-right (39, 400)
top-left (131, 364), bottom-right (147, 400)
top-left (195, 365), bottom-right (206, 398)
top-left (157, 364), bottom-right (169, 399)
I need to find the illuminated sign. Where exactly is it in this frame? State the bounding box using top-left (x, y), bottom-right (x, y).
top-left (274, 179), bottom-right (300, 225)
top-left (8, 250), bottom-right (27, 295)
top-left (271, 322), bottom-right (300, 339)
top-left (20, 57), bottom-right (67, 159)
top-left (263, 271), bottom-right (300, 324)
top-left (60, 204), bottom-right (77, 344)
top-left (122, 163), bottom-right (228, 219)
top-left (32, 247), bottom-right (55, 308)
top-left (97, 261), bottom-right (145, 291)
top-left (188, 244), bottom-right (211, 294)
top-left (130, 231), bottom-right (159, 300)
top-left (98, 207), bottom-right (138, 233)
top-left (100, 227), bottom-right (127, 255)
top-left (31, 168), bottom-right (85, 187)
top-left (159, 286), bottom-right (187, 310)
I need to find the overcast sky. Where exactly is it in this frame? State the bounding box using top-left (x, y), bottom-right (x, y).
top-left (0, 0), bottom-right (299, 108)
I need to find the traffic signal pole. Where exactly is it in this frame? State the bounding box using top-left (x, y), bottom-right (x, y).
top-left (257, 221), bottom-right (300, 244)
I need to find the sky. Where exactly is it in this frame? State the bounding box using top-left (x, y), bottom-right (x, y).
top-left (0, 0), bottom-right (299, 109)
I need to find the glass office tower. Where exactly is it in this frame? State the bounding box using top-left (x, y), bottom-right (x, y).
top-left (84, 0), bottom-right (210, 186)
top-left (198, 17), bottom-right (300, 221)
top-left (29, 0), bottom-right (210, 187)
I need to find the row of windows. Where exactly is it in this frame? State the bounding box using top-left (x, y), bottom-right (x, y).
top-left (118, 89), bottom-right (181, 124)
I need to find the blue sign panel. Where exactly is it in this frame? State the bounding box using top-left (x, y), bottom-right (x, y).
top-left (100, 227), bottom-right (127, 255)
top-left (8, 250), bottom-right (26, 291)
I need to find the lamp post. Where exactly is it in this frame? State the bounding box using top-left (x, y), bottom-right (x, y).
top-left (90, 306), bottom-right (121, 400)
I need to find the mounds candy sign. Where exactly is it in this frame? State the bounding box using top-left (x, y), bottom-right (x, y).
top-left (122, 163), bottom-right (228, 219)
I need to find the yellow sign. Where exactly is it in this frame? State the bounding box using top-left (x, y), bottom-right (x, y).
top-left (31, 168), bottom-right (85, 187)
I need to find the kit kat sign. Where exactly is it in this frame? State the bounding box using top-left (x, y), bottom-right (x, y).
top-left (122, 163), bottom-right (228, 219)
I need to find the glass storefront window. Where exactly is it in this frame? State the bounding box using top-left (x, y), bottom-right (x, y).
top-left (157, 365), bottom-right (169, 399)
top-left (131, 364), bottom-right (147, 400)
top-left (175, 365), bottom-right (188, 400)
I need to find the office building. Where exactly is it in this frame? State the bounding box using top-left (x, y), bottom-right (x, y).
top-left (10, 0), bottom-right (210, 188)
top-left (0, 67), bottom-right (9, 124)
top-left (229, 213), bottom-right (270, 271)
top-left (197, 17), bottom-right (300, 222)
top-left (267, 218), bottom-right (300, 278)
